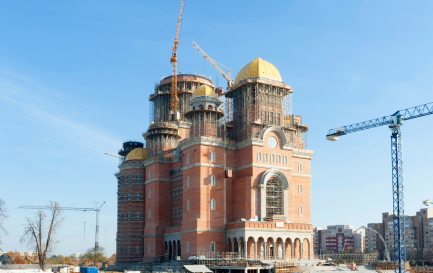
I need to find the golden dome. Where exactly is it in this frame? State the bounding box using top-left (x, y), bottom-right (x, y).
top-left (234, 58), bottom-right (283, 85)
top-left (194, 84), bottom-right (215, 97)
top-left (126, 148), bottom-right (148, 161)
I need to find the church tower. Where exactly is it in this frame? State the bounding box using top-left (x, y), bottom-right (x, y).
top-left (184, 85), bottom-right (224, 138)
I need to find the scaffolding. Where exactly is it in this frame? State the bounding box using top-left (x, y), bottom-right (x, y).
top-left (317, 252), bottom-right (378, 265)
top-left (266, 178), bottom-right (284, 218)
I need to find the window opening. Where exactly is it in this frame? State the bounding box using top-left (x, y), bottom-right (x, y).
top-left (266, 178), bottom-right (284, 218)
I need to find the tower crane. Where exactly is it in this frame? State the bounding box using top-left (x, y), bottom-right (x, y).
top-left (326, 102), bottom-right (433, 273)
top-left (192, 42), bottom-right (233, 90)
top-left (19, 202), bottom-right (106, 251)
top-left (170, 0), bottom-right (185, 120)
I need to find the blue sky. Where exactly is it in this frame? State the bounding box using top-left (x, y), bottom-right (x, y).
top-left (1, 1), bottom-right (433, 256)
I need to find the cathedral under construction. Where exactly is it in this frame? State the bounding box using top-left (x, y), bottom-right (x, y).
top-left (115, 57), bottom-right (314, 268)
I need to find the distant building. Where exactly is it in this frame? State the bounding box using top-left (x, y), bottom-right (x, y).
top-left (364, 223), bottom-right (383, 254)
top-left (314, 225), bottom-right (363, 255)
top-left (366, 208), bottom-right (433, 262)
top-left (416, 208), bottom-right (433, 261)
top-left (383, 213), bottom-right (419, 261)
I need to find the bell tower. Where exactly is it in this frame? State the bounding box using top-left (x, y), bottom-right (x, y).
top-left (185, 85), bottom-right (224, 138)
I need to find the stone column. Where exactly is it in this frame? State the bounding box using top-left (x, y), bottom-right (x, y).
top-left (281, 241), bottom-right (286, 260)
top-left (244, 240), bottom-right (248, 259)
top-left (232, 239), bottom-right (235, 254)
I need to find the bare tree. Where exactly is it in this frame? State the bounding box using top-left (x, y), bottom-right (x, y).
top-left (0, 198), bottom-right (7, 244)
top-left (21, 202), bottom-right (62, 271)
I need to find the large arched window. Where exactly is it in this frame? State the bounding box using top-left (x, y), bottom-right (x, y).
top-left (210, 175), bottom-right (216, 186)
top-left (266, 178), bottom-right (284, 218)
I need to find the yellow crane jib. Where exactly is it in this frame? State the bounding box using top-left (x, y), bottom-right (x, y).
top-left (170, 0), bottom-right (185, 120)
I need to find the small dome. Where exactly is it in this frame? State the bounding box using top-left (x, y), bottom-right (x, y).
top-left (234, 58), bottom-right (282, 85)
top-left (194, 84), bottom-right (215, 97)
top-left (126, 148), bottom-right (148, 161)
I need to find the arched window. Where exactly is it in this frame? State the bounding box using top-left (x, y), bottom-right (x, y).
top-left (266, 178), bottom-right (284, 218)
top-left (298, 163), bottom-right (303, 173)
top-left (277, 155), bottom-right (281, 164)
top-left (210, 242), bottom-right (216, 252)
top-left (186, 176), bottom-right (190, 188)
top-left (271, 154), bottom-right (275, 163)
top-left (264, 153), bottom-right (268, 162)
top-left (257, 152), bottom-right (261, 162)
top-left (210, 152), bottom-right (216, 163)
top-left (187, 200), bottom-right (191, 211)
top-left (210, 199), bottom-right (216, 210)
top-left (299, 205), bottom-right (303, 216)
top-left (136, 192), bottom-right (141, 200)
top-left (298, 184), bottom-right (303, 193)
top-left (210, 175), bottom-right (216, 186)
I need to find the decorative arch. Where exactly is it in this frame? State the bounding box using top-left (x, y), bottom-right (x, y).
top-left (177, 240), bottom-right (181, 258)
top-left (233, 237), bottom-right (239, 253)
top-left (226, 238), bottom-right (232, 252)
top-left (302, 238), bottom-right (310, 259)
top-left (259, 169), bottom-right (289, 189)
top-left (294, 238), bottom-right (301, 259)
top-left (239, 237), bottom-right (245, 257)
top-left (258, 169), bottom-right (289, 219)
top-left (247, 237), bottom-right (255, 259)
top-left (173, 240), bottom-right (177, 258)
top-left (257, 237), bottom-right (265, 259)
top-left (276, 237), bottom-right (284, 260)
top-left (168, 241), bottom-right (173, 260)
top-left (256, 126), bottom-right (287, 147)
top-left (285, 238), bottom-right (293, 260)
top-left (266, 237), bottom-right (274, 259)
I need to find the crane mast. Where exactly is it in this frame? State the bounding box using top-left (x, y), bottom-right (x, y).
top-left (326, 102), bottom-right (433, 273)
top-left (192, 42), bottom-right (233, 90)
top-left (19, 202), bottom-right (106, 251)
top-left (170, 0), bottom-right (185, 120)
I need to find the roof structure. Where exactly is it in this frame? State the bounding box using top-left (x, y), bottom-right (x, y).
top-left (234, 57), bottom-right (282, 85)
top-left (194, 84), bottom-right (215, 97)
top-left (126, 147), bottom-right (148, 161)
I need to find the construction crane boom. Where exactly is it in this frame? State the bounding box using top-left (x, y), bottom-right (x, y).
top-left (326, 102), bottom-right (433, 140)
top-left (192, 42), bottom-right (233, 90)
top-left (19, 202), bottom-right (106, 250)
top-left (104, 152), bottom-right (121, 159)
top-left (170, 0), bottom-right (185, 119)
top-left (326, 102), bottom-right (433, 273)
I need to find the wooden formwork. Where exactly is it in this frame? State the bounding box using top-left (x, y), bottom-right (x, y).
top-left (412, 267), bottom-right (433, 273)
top-left (274, 262), bottom-right (302, 273)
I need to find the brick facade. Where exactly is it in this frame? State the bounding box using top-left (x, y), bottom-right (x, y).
top-left (115, 59), bottom-right (314, 265)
